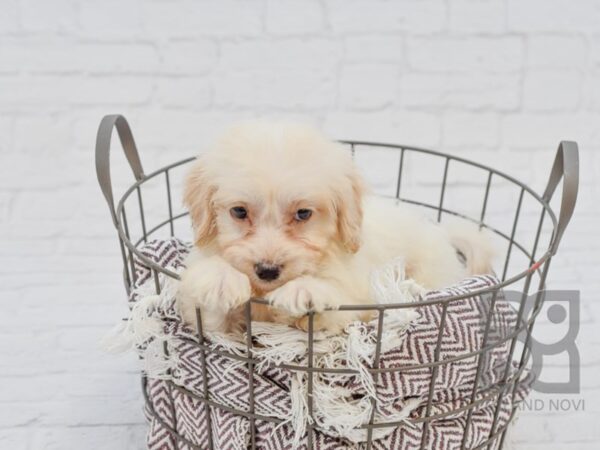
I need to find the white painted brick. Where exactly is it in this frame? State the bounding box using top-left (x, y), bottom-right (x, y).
top-left (0, 40), bottom-right (160, 74)
top-left (0, 237), bottom-right (57, 257)
top-left (1, 1), bottom-right (599, 448)
top-left (345, 36), bottom-right (405, 63)
top-left (0, 65), bottom-right (17, 76)
top-left (0, 0), bottom-right (18, 33)
top-left (78, 43), bottom-right (160, 75)
top-left (31, 425), bottom-right (137, 450)
top-left (0, 116), bottom-right (13, 152)
top-left (339, 64), bottom-right (398, 110)
top-left (265, 0), bottom-right (325, 35)
top-left (0, 271), bottom-right (67, 290)
top-left (0, 76), bottom-right (154, 108)
top-left (542, 412), bottom-right (600, 442)
top-left (57, 327), bottom-right (116, 353)
top-left (155, 77), bottom-right (211, 108)
top-left (20, 285), bottom-right (125, 310)
top-left (0, 154), bottom-right (82, 189)
top-left (323, 111), bottom-right (441, 147)
top-left (522, 70), bottom-right (581, 111)
top-left (527, 35), bottom-right (587, 69)
top-left (130, 427), bottom-right (147, 449)
top-left (0, 193), bottom-right (10, 221)
top-left (0, 254), bottom-right (116, 280)
top-left (0, 429), bottom-right (29, 450)
top-left (20, 0), bottom-right (77, 32)
top-left (135, 110), bottom-right (240, 148)
top-left (141, 0), bottom-right (263, 37)
top-left (13, 115), bottom-right (73, 153)
top-left (78, 0), bottom-right (143, 38)
top-left (519, 444), bottom-right (599, 450)
top-left (325, 0), bottom-right (446, 33)
top-left (214, 69), bottom-right (336, 109)
top-left (11, 189), bottom-right (85, 220)
top-left (161, 40), bottom-right (218, 75)
top-left (501, 113), bottom-right (600, 150)
top-left (69, 77), bottom-right (154, 105)
top-left (64, 372), bottom-right (142, 400)
top-left (512, 413), bottom-right (553, 442)
top-left (442, 112), bottom-right (500, 149)
top-left (0, 76), bottom-right (69, 109)
top-left (448, 0), bottom-right (506, 34)
top-left (0, 401), bottom-right (44, 427)
top-left (592, 36), bottom-right (600, 68)
top-left (508, 0), bottom-right (600, 33)
top-left (407, 37), bottom-right (523, 73)
top-left (219, 39), bottom-right (342, 71)
top-left (0, 375), bottom-right (65, 403)
top-left (7, 298), bottom-right (125, 330)
top-left (401, 72), bottom-right (521, 110)
top-left (586, 73), bottom-right (600, 112)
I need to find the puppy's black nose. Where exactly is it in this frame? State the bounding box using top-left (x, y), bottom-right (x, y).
top-left (254, 262), bottom-right (280, 281)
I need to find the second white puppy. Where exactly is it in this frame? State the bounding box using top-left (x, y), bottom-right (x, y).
top-left (177, 122), bottom-right (494, 334)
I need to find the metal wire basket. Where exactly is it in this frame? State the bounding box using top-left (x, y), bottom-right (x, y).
top-left (96, 114), bottom-right (579, 449)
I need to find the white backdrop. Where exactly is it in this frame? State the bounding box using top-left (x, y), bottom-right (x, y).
top-left (1, 1), bottom-right (599, 448)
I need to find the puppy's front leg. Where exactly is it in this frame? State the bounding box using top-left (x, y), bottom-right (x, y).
top-left (266, 276), bottom-right (366, 334)
top-left (177, 255), bottom-right (252, 332)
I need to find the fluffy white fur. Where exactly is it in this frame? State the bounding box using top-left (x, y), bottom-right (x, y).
top-left (177, 121), bottom-right (494, 333)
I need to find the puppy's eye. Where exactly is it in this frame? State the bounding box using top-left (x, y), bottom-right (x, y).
top-left (294, 209), bottom-right (312, 221)
top-left (230, 206), bottom-right (248, 220)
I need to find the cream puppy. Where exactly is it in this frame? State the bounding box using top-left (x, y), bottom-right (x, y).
top-left (177, 122), bottom-right (494, 333)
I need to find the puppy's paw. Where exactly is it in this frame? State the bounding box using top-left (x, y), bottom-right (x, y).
top-left (178, 260), bottom-right (252, 314)
top-left (266, 276), bottom-right (340, 317)
top-left (294, 314), bottom-right (344, 334)
top-left (294, 309), bottom-right (371, 334)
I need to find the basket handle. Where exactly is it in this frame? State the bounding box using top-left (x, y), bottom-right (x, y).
top-left (95, 115), bottom-right (144, 226)
top-left (542, 141), bottom-right (579, 255)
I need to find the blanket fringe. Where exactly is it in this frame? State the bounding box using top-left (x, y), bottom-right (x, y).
top-left (103, 258), bottom-right (424, 446)
top-left (101, 274), bottom-right (181, 379)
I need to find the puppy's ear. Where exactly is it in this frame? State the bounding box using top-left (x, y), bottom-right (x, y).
top-left (183, 159), bottom-right (217, 246)
top-left (336, 168), bottom-right (365, 253)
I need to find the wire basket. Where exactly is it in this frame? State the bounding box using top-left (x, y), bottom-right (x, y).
top-left (96, 115), bottom-right (579, 450)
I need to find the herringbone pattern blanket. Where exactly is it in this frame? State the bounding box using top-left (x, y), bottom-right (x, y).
top-left (126, 238), bottom-right (531, 450)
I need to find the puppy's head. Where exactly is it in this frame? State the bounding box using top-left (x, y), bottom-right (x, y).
top-left (183, 121), bottom-right (364, 293)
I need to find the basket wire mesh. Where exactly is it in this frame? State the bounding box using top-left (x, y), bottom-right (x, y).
top-left (96, 115), bottom-right (578, 450)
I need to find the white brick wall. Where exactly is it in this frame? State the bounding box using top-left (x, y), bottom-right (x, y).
top-left (1, 1), bottom-right (598, 448)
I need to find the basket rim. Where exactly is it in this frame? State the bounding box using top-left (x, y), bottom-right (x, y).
top-left (115, 141), bottom-right (559, 307)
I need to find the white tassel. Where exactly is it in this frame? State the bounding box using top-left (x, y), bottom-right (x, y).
top-left (369, 257), bottom-right (423, 353)
top-left (286, 372), bottom-right (309, 449)
top-left (345, 323), bottom-right (378, 400)
top-left (105, 256), bottom-right (425, 443)
top-left (101, 272), bottom-right (182, 379)
top-left (100, 293), bottom-right (165, 353)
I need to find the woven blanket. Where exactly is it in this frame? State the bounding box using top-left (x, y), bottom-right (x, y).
top-left (110, 238), bottom-right (532, 450)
